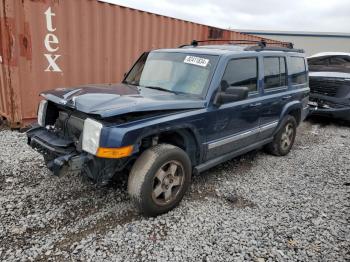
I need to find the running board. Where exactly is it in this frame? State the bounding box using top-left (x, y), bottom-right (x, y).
top-left (194, 138), bottom-right (273, 174)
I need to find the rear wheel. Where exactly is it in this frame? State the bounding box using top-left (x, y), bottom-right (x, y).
top-left (128, 144), bottom-right (191, 216)
top-left (265, 115), bottom-right (297, 156)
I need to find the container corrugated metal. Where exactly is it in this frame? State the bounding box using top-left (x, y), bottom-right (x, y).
top-left (0, 0), bottom-right (287, 127)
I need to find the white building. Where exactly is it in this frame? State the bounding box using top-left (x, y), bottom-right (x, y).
top-left (236, 30), bottom-right (350, 56)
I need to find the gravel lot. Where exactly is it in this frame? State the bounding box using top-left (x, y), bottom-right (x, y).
top-left (0, 120), bottom-right (349, 261)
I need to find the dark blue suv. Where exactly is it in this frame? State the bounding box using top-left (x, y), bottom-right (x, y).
top-left (27, 40), bottom-right (310, 216)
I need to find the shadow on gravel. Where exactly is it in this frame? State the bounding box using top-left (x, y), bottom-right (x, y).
top-left (107, 170), bottom-right (129, 191)
top-left (0, 122), bottom-right (8, 131)
top-left (306, 115), bottom-right (350, 128)
top-left (189, 150), bottom-right (259, 204)
top-left (194, 150), bottom-right (259, 180)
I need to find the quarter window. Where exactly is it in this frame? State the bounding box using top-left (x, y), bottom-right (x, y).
top-left (222, 58), bottom-right (258, 93)
top-left (263, 57), bottom-right (287, 89)
top-left (289, 57), bottom-right (307, 85)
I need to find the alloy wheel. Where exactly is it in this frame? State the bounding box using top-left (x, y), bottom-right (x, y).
top-left (152, 160), bottom-right (185, 206)
top-left (281, 123), bottom-right (294, 151)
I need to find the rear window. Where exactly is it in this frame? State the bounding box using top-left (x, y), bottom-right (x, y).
top-left (289, 57), bottom-right (307, 85)
top-left (263, 57), bottom-right (287, 89)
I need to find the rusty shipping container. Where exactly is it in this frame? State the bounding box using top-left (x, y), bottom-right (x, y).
top-left (0, 0), bottom-right (287, 127)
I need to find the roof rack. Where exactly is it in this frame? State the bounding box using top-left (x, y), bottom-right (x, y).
top-left (179, 39), bottom-right (304, 53)
top-left (179, 39), bottom-right (268, 48)
top-left (244, 45), bottom-right (304, 53)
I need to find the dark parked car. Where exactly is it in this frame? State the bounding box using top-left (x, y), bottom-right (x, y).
top-left (27, 40), bottom-right (309, 216)
top-left (308, 52), bottom-right (350, 121)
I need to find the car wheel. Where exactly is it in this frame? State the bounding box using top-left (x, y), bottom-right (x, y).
top-left (128, 144), bottom-right (192, 216)
top-left (265, 115), bottom-right (297, 156)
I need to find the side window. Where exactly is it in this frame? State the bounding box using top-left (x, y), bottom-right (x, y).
top-left (222, 58), bottom-right (258, 93)
top-left (289, 57), bottom-right (307, 85)
top-left (263, 57), bottom-right (287, 89)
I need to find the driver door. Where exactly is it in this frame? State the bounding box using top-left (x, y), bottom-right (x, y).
top-left (206, 57), bottom-right (261, 160)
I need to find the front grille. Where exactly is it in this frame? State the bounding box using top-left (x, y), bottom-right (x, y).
top-left (309, 78), bottom-right (346, 97)
top-left (53, 111), bottom-right (84, 150)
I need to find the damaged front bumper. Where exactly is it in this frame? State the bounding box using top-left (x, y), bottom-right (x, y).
top-left (27, 125), bottom-right (89, 176)
top-left (27, 125), bottom-right (132, 185)
top-left (308, 94), bottom-right (350, 121)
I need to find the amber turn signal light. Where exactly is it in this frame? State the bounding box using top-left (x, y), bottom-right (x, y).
top-left (96, 145), bottom-right (133, 159)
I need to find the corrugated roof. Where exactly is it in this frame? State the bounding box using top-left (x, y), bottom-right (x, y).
top-left (235, 30), bottom-right (350, 38)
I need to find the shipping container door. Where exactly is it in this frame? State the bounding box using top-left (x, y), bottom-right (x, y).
top-left (0, 2), bottom-right (9, 120)
top-left (0, 63), bottom-right (6, 118)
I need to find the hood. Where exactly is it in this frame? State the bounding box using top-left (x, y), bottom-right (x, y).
top-left (309, 71), bottom-right (350, 79)
top-left (308, 52), bottom-right (350, 59)
top-left (41, 83), bottom-right (206, 118)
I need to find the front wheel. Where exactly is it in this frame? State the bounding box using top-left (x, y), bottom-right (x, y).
top-left (128, 144), bottom-right (192, 216)
top-left (265, 115), bottom-right (297, 156)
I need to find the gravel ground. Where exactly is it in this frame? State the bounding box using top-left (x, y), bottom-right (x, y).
top-left (0, 120), bottom-right (349, 261)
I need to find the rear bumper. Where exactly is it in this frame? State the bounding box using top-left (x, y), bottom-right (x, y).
top-left (301, 105), bottom-right (310, 122)
top-left (27, 125), bottom-right (87, 176)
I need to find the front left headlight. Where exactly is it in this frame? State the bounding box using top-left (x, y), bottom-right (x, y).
top-left (82, 118), bottom-right (103, 155)
top-left (37, 100), bottom-right (48, 127)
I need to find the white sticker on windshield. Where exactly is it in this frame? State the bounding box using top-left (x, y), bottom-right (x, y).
top-left (184, 56), bottom-right (209, 67)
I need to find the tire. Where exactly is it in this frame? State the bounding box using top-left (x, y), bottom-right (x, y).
top-left (265, 115), bottom-right (297, 156)
top-left (128, 144), bottom-right (192, 217)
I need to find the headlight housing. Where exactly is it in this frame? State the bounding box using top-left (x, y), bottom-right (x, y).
top-left (82, 118), bottom-right (103, 155)
top-left (37, 100), bottom-right (48, 127)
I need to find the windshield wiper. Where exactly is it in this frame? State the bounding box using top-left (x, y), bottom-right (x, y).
top-left (142, 85), bottom-right (178, 94)
top-left (122, 81), bottom-right (141, 91)
top-left (122, 81), bottom-right (138, 86)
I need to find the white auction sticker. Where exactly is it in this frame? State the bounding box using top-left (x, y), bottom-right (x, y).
top-left (184, 56), bottom-right (209, 67)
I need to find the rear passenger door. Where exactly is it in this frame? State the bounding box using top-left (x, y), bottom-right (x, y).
top-left (206, 57), bottom-right (261, 160)
top-left (259, 56), bottom-right (289, 139)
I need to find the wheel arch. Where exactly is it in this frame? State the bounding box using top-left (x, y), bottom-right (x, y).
top-left (273, 101), bottom-right (302, 136)
top-left (280, 101), bottom-right (302, 125)
top-left (137, 126), bottom-right (203, 166)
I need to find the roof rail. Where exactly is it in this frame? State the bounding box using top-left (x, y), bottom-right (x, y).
top-left (178, 39), bottom-right (268, 48)
top-left (244, 45), bottom-right (305, 53)
top-left (178, 39), bottom-right (304, 53)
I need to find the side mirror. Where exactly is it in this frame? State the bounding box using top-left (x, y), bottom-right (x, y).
top-left (214, 86), bottom-right (249, 106)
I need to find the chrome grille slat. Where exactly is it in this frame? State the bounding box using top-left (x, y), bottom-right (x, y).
top-left (309, 79), bottom-right (347, 97)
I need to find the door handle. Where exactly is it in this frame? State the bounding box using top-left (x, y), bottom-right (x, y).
top-left (249, 102), bottom-right (262, 107)
top-left (282, 95), bottom-right (292, 100)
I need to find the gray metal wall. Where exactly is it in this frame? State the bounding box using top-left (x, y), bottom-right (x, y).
top-left (247, 34), bottom-right (350, 56)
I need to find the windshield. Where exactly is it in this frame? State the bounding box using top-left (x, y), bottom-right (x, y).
top-left (124, 52), bottom-right (219, 97)
top-left (308, 56), bottom-right (350, 73)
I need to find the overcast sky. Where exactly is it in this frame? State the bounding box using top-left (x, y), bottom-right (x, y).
top-left (100, 0), bottom-right (350, 33)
